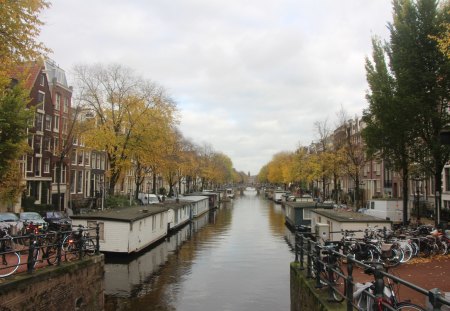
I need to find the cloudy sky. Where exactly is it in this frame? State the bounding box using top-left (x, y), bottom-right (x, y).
top-left (39, 0), bottom-right (393, 175)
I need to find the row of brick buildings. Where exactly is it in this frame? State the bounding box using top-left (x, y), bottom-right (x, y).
top-left (3, 60), bottom-right (107, 213)
top-left (312, 116), bottom-right (449, 220)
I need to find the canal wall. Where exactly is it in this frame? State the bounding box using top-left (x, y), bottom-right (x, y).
top-left (0, 255), bottom-right (104, 311)
top-left (290, 262), bottom-right (345, 311)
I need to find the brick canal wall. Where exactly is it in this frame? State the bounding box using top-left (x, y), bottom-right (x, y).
top-left (0, 255), bottom-right (104, 311)
top-left (290, 262), bottom-right (345, 311)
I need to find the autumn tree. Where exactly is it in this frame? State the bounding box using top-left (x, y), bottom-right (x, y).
top-left (0, 0), bottom-right (49, 200)
top-left (73, 63), bottom-right (177, 195)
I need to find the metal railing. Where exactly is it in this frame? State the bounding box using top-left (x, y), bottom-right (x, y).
top-left (0, 224), bottom-right (100, 278)
top-left (294, 231), bottom-right (450, 311)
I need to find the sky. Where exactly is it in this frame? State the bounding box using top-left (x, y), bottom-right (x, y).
top-left (39, 0), bottom-right (393, 175)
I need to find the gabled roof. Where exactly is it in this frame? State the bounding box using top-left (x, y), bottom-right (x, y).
top-left (9, 60), bottom-right (44, 90)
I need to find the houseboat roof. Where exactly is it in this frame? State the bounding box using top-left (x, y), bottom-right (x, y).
top-left (185, 192), bottom-right (218, 197)
top-left (179, 195), bottom-right (209, 202)
top-left (285, 202), bottom-right (334, 209)
top-left (312, 209), bottom-right (392, 223)
top-left (70, 205), bottom-right (169, 223)
top-left (160, 201), bottom-right (190, 211)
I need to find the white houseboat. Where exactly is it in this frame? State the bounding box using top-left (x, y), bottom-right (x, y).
top-left (166, 201), bottom-right (192, 232)
top-left (70, 205), bottom-right (169, 253)
top-left (179, 195), bottom-right (209, 217)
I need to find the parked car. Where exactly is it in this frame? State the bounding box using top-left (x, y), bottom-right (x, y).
top-left (138, 193), bottom-right (160, 205)
top-left (42, 211), bottom-right (72, 230)
top-left (19, 212), bottom-right (48, 232)
top-left (0, 212), bottom-right (23, 234)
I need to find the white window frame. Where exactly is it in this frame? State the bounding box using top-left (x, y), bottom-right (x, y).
top-left (44, 158), bottom-right (50, 173)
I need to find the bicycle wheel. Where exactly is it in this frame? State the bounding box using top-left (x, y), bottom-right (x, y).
top-left (395, 302), bottom-right (426, 310)
top-left (400, 243), bottom-right (413, 263)
top-left (438, 241), bottom-right (448, 255)
top-left (45, 245), bottom-right (58, 265)
top-left (384, 248), bottom-right (402, 267)
top-left (84, 238), bottom-right (96, 256)
top-left (31, 247), bottom-right (40, 268)
top-left (329, 266), bottom-right (345, 302)
top-left (0, 252), bottom-right (20, 277)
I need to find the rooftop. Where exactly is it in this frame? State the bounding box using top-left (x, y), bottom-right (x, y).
top-left (71, 205), bottom-right (171, 223)
top-left (312, 209), bottom-right (392, 223)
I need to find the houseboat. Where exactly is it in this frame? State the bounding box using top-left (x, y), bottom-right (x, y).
top-left (166, 201), bottom-right (192, 232)
top-left (310, 208), bottom-right (393, 242)
top-left (273, 190), bottom-right (286, 203)
top-left (284, 202), bottom-right (333, 232)
top-left (179, 195), bottom-right (210, 217)
top-left (226, 188), bottom-right (235, 199)
top-left (184, 191), bottom-right (220, 209)
top-left (70, 205), bottom-right (169, 253)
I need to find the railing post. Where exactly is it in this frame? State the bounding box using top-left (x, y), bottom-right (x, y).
top-left (27, 233), bottom-right (36, 273)
top-left (294, 232), bottom-right (299, 263)
top-left (346, 254), bottom-right (354, 311)
top-left (299, 234), bottom-right (304, 270)
top-left (326, 249), bottom-right (335, 302)
top-left (429, 288), bottom-right (443, 311)
top-left (307, 238), bottom-right (312, 278)
top-left (78, 226), bottom-right (83, 259)
top-left (56, 231), bottom-right (62, 266)
top-left (314, 243), bottom-right (322, 288)
top-left (96, 222), bottom-right (100, 255)
top-left (372, 263), bottom-right (385, 310)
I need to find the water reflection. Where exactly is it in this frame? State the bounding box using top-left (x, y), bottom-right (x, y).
top-left (105, 196), bottom-right (294, 311)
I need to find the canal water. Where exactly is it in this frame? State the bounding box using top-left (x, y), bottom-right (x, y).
top-left (104, 190), bottom-right (295, 311)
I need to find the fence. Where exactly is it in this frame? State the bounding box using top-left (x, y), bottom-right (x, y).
top-left (0, 224), bottom-right (100, 278)
top-left (294, 231), bottom-right (450, 311)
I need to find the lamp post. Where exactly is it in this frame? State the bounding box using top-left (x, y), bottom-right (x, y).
top-left (413, 176), bottom-right (421, 224)
top-left (147, 181), bottom-right (151, 205)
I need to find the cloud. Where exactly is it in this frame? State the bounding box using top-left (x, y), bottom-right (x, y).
top-left (40, 0), bottom-right (393, 174)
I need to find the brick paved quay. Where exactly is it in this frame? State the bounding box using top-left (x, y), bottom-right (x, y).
top-left (350, 255), bottom-right (450, 308)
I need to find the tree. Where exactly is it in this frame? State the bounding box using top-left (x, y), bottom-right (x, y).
top-left (74, 63), bottom-right (177, 195)
top-left (363, 37), bottom-right (415, 225)
top-left (387, 0), bottom-right (450, 226)
top-left (0, 84), bottom-right (33, 179)
top-left (0, 0), bottom-right (49, 196)
top-left (0, 0), bottom-right (50, 80)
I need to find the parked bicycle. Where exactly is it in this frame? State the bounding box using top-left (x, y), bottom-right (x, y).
top-left (63, 225), bottom-right (96, 261)
top-left (354, 261), bottom-right (426, 311)
top-left (0, 228), bottom-right (20, 277)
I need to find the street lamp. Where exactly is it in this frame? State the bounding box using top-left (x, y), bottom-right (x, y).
top-left (147, 181), bottom-right (151, 205)
top-left (413, 176), bottom-right (421, 224)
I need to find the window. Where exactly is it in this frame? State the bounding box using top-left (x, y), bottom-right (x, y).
top-left (54, 137), bottom-right (59, 151)
top-left (70, 170), bottom-right (75, 193)
top-left (63, 97), bottom-right (69, 113)
top-left (34, 136), bottom-right (42, 154)
top-left (26, 156), bottom-right (33, 172)
top-left (53, 115), bottom-right (60, 131)
top-left (43, 136), bottom-right (51, 151)
top-left (35, 158), bottom-right (41, 176)
top-left (446, 168), bottom-right (450, 192)
top-left (76, 171), bottom-right (83, 193)
top-left (77, 151), bottom-right (83, 165)
top-left (55, 93), bottom-right (61, 110)
top-left (28, 135), bottom-right (34, 148)
top-left (303, 208), bottom-right (312, 220)
top-left (96, 155), bottom-right (100, 169)
top-left (45, 115), bottom-right (52, 131)
top-left (88, 221), bottom-right (104, 241)
top-left (37, 92), bottom-right (45, 111)
top-left (71, 150), bottom-right (77, 165)
top-left (91, 153), bottom-right (96, 169)
top-left (84, 151), bottom-right (90, 166)
top-left (40, 73), bottom-right (45, 86)
top-left (44, 158), bottom-right (50, 173)
top-left (62, 117), bottom-right (68, 134)
top-left (100, 155), bottom-right (105, 169)
top-left (84, 170), bottom-right (90, 195)
top-left (35, 113), bottom-right (44, 132)
top-left (61, 164), bottom-right (66, 183)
